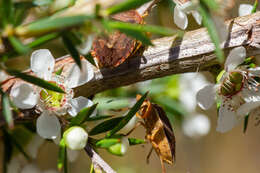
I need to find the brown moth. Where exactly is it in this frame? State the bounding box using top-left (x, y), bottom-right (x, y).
top-left (91, 10), bottom-right (144, 68)
top-left (137, 97), bottom-right (176, 173)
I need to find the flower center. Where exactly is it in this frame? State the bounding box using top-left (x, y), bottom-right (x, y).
top-left (220, 71), bottom-right (244, 97)
top-left (40, 82), bottom-right (66, 111)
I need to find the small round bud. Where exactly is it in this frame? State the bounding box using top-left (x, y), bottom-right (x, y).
top-left (64, 126), bottom-right (88, 150)
top-left (107, 137), bottom-right (129, 156)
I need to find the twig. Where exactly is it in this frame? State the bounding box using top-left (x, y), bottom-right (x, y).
top-left (84, 143), bottom-right (116, 173)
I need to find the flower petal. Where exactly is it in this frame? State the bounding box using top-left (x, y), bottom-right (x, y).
top-left (248, 67), bottom-right (260, 76)
top-left (191, 10), bottom-right (202, 25)
top-left (182, 114), bottom-right (210, 138)
top-left (10, 83), bottom-right (38, 109)
top-left (237, 89), bottom-right (260, 117)
top-left (76, 35), bottom-right (94, 55)
top-left (225, 46), bottom-right (246, 71)
top-left (0, 70), bottom-right (8, 82)
top-left (68, 96), bottom-right (96, 117)
top-left (118, 115), bottom-right (137, 135)
top-left (216, 104), bottom-right (240, 133)
top-left (239, 4), bottom-right (253, 17)
top-left (36, 111), bottom-right (61, 139)
top-left (66, 59), bottom-right (94, 88)
top-left (31, 49), bottom-right (55, 80)
top-left (196, 84), bottom-right (216, 110)
top-left (173, 6), bottom-right (188, 30)
top-left (67, 149), bottom-right (79, 162)
top-left (64, 126), bottom-right (88, 150)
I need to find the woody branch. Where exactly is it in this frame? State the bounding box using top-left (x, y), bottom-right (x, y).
top-left (1, 11), bottom-right (260, 127)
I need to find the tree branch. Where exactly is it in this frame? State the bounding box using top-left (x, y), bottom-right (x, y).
top-left (1, 12), bottom-right (260, 126)
top-left (84, 143), bottom-right (116, 173)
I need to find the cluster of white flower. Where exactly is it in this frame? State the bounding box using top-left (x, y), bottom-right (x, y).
top-left (197, 46), bottom-right (260, 132)
top-left (179, 73), bottom-right (211, 138)
top-left (10, 49), bottom-right (95, 146)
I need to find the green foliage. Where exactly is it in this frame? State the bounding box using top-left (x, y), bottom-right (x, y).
top-left (89, 117), bottom-right (124, 136)
top-left (6, 69), bottom-right (65, 93)
top-left (96, 138), bottom-right (120, 148)
top-left (69, 103), bottom-right (98, 126)
top-left (199, 1), bottom-right (224, 62)
top-left (128, 138), bottom-right (146, 145)
top-left (252, 0), bottom-right (258, 13)
top-left (8, 36), bottom-right (30, 54)
top-left (16, 15), bottom-right (94, 36)
top-left (1, 91), bottom-right (14, 128)
top-left (106, 0), bottom-right (152, 15)
top-left (58, 138), bottom-right (68, 172)
top-left (107, 92), bottom-right (148, 137)
top-left (62, 32), bottom-right (82, 68)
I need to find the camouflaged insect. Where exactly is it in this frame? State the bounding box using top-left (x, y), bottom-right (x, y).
top-left (91, 10), bottom-right (144, 68)
top-left (137, 97), bottom-right (176, 173)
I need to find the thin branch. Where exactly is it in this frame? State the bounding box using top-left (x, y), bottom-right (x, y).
top-left (1, 12), bottom-right (260, 126)
top-left (84, 143), bottom-right (116, 173)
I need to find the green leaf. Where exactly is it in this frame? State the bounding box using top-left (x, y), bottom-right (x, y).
top-left (243, 114), bottom-right (249, 133)
top-left (69, 103), bottom-right (98, 126)
top-left (199, 2), bottom-right (224, 62)
top-left (8, 36), bottom-right (30, 54)
top-left (6, 69), bottom-right (65, 93)
top-left (3, 130), bottom-right (13, 173)
top-left (4, 129), bottom-right (31, 160)
top-left (105, 20), bottom-right (181, 36)
top-left (251, 0), bottom-right (258, 14)
top-left (119, 28), bottom-right (152, 45)
top-left (0, 0), bottom-right (14, 25)
top-left (106, 92), bottom-right (148, 137)
top-left (57, 138), bottom-right (67, 172)
top-left (96, 138), bottom-right (120, 148)
top-left (28, 32), bottom-right (60, 48)
top-left (200, 0), bottom-right (219, 10)
top-left (89, 117), bottom-right (124, 136)
top-left (106, 0), bottom-right (152, 15)
top-left (85, 53), bottom-right (97, 67)
top-left (14, 2), bottom-right (35, 27)
top-left (16, 15), bottom-right (94, 36)
top-left (1, 92), bottom-right (14, 128)
top-left (85, 115), bottom-right (112, 121)
top-left (62, 32), bottom-right (82, 68)
top-left (128, 138), bottom-right (146, 145)
top-left (55, 66), bottom-right (64, 76)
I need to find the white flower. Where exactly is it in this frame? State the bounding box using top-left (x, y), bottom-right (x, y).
top-left (0, 70), bottom-right (8, 82)
top-left (10, 49), bottom-right (95, 139)
top-left (239, 4), bottom-right (253, 17)
top-left (197, 46), bottom-right (260, 133)
top-left (179, 73), bottom-right (209, 112)
top-left (64, 126), bottom-right (88, 150)
top-left (173, 1), bottom-right (202, 30)
top-left (182, 114), bottom-right (210, 138)
top-left (76, 35), bottom-right (94, 55)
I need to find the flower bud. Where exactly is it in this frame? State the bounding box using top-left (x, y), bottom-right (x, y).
top-left (64, 126), bottom-right (88, 150)
top-left (118, 115), bottom-right (137, 135)
top-left (107, 137), bottom-right (129, 156)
